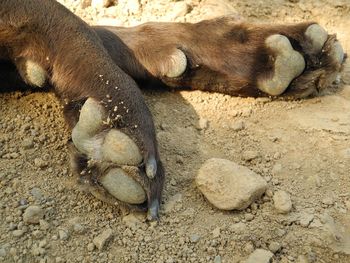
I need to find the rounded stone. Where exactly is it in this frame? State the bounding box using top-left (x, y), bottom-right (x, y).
top-left (273, 190), bottom-right (292, 214)
top-left (196, 158), bottom-right (267, 210)
top-left (100, 168), bottom-right (146, 204)
top-left (23, 206), bottom-right (44, 224)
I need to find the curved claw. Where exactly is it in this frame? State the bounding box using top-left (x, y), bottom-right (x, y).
top-left (146, 156), bottom-right (157, 179)
top-left (147, 199), bottom-right (160, 221)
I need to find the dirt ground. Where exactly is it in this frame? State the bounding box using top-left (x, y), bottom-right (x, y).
top-left (0, 0), bottom-right (350, 262)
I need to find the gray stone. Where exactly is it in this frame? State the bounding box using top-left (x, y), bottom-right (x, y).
top-left (0, 248), bottom-right (6, 257)
top-left (87, 243), bottom-right (95, 252)
top-left (273, 190), bottom-right (292, 214)
top-left (196, 158), bottom-right (267, 210)
top-left (22, 138), bottom-right (34, 149)
top-left (31, 188), bottom-right (43, 200)
top-left (34, 158), bottom-right (48, 168)
top-left (231, 120), bottom-right (245, 131)
top-left (23, 206), bottom-right (44, 224)
top-left (268, 241), bottom-right (281, 253)
top-left (12, 229), bottom-right (25, 237)
top-left (246, 249), bottom-right (274, 263)
top-left (212, 227), bottom-right (220, 238)
top-left (198, 118), bottom-right (209, 130)
top-left (73, 223), bottom-right (85, 234)
top-left (190, 234), bottom-right (200, 243)
top-left (243, 150), bottom-right (260, 161)
top-left (59, 229), bottom-right (69, 241)
top-left (230, 222), bottom-right (247, 234)
top-left (93, 228), bottom-right (113, 250)
top-left (299, 213), bottom-right (314, 227)
top-left (214, 255), bottom-right (222, 263)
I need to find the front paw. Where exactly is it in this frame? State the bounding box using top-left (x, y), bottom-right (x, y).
top-left (69, 98), bottom-right (162, 220)
top-left (258, 24), bottom-right (346, 98)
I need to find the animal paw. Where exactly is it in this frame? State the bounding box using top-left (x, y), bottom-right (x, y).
top-left (110, 20), bottom-right (346, 99)
top-left (258, 24), bottom-right (345, 98)
top-left (70, 98), bottom-right (160, 220)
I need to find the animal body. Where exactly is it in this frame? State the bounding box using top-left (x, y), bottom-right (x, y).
top-left (0, 0), bottom-right (345, 220)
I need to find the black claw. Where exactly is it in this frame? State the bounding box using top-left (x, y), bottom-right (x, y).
top-left (147, 199), bottom-right (159, 221)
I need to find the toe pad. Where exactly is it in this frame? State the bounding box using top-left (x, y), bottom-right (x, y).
top-left (258, 34), bottom-right (305, 96)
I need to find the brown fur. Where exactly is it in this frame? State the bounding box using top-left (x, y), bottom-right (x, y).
top-left (0, 1), bottom-right (345, 219)
top-left (0, 0), bottom-right (164, 218)
top-left (98, 18), bottom-right (345, 98)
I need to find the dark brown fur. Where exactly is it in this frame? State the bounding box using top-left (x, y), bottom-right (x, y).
top-left (98, 18), bottom-right (345, 98)
top-left (0, 0), bottom-right (164, 219)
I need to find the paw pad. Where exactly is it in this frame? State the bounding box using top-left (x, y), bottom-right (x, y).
top-left (304, 24), bottom-right (328, 54)
top-left (258, 34), bottom-right (305, 96)
top-left (25, 60), bottom-right (46, 87)
top-left (100, 168), bottom-right (146, 204)
top-left (72, 98), bottom-right (145, 204)
top-left (162, 48), bottom-right (187, 78)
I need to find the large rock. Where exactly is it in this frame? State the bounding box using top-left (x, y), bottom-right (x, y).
top-left (196, 158), bottom-right (267, 210)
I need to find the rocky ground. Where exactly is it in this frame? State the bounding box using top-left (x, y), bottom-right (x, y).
top-left (1, 0), bottom-right (350, 262)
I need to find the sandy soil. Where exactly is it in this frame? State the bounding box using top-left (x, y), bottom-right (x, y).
top-left (0, 0), bottom-right (350, 262)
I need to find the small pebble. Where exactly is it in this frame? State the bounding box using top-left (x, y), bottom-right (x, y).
top-left (190, 234), bottom-right (201, 243)
top-left (231, 120), bottom-right (245, 131)
top-left (322, 197), bottom-right (334, 206)
top-left (13, 229), bottom-right (25, 237)
top-left (59, 229), bottom-right (69, 241)
top-left (243, 150), bottom-right (260, 161)
top-left (268, 241), bottom-right (281, 253)
top-left (22, 138), bottom-right (34, 149)
top-left (34, 158), bottom-right (48, 168)
top-left (87, 243), bottom-right (95, 252)
top-left (73, 223), bottom-right (85, 234)
top-left (245, 213), bottom-right (254, 221)
top-left (273, 190), bottom-right (292, 214)
top-left (93, 228), bottom-right (113, 250)
top-left (246, 249), bottom-right (274, 263)
top-left (212, 227), bottom-right (221, 238)
top-left (214, 255), bottom-right (222, 263)
top-left (23, 206), bottom-right (44, 224)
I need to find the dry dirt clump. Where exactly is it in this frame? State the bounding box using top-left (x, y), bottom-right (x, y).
top-left (1, 0), bottom-right (350, 263)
